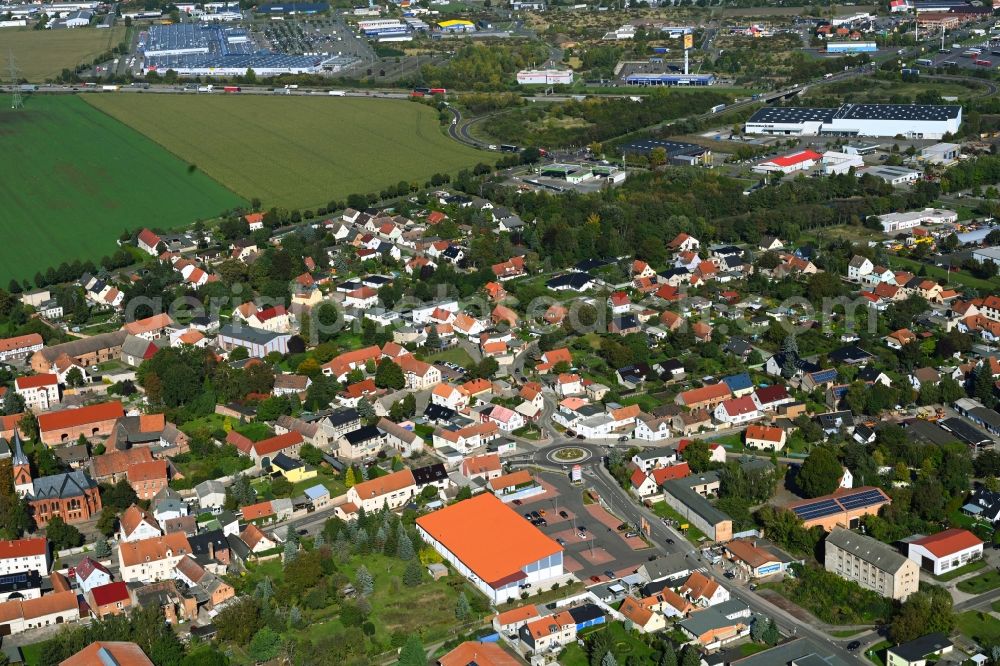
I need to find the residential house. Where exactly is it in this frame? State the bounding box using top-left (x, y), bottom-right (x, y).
top-left (744, 424), bottom-right (786, 451)
top-left (14, 375), bottom-right (59, 411)
top-left (118, 505), bottom-right (162, 543)
top-left (117, 532), bottom-right (193, 583)
top-left (343, 469), bottom-right (417, 513)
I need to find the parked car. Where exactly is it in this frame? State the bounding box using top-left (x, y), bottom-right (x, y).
top-left (590, 575), bottom-right (601, 583)
top-left (530, 511), bottom-right (541, 519)
top-left (603, 570), bottom-right (616, 579)
top-left (524, 513), bottom-right (533, 520)
top-left (616, 523), bottom-right (629, 532)
top-left (513, 499), bottom-right (522, 505)
top-left (559, 511), bottom-right (569, 519)
top-left (578, 531), bottom-right (587, 539)
top-left (625, 531), bottom-right (639, 538)
top-left (724, 571), bottom-right (736, 579)
top-left (576, 434), bottom-right (586, 440)
top-left (666, 538), bottom-right (675, 544)
top-left (618, 435), bottom-right (629, 441)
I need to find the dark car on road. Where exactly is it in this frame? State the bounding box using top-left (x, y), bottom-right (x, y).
top-left (603, 570), bottom-right (616, 579)
top-left (847, 642), bottom-right (861, 651)
top-left (559, 510), bottom-right (569, 519)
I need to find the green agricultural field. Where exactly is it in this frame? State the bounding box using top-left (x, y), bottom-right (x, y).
top-left (0, 95), bottom-right (243, 283)
top-left (85, 94), bottom-right (485, 208)
top-left (1, 27), bottom-right (126, 81)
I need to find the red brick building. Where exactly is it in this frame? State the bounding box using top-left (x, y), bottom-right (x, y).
top-left (37, 401), bottom-right (124, 446)
top-left (11, 433), bottom-right (102, 527)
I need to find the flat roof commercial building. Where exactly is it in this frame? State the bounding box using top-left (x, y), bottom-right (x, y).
top-left (877, 208), bottom-right (957, 233)
top-left (824, 527), bottom-right (918, 601)
top-left (861, 165), bottom-right (922, 186)
top-left (623, 73), bottom-right (715, 86)
top-left (622, 139), bottom-right (712, 166)
top-left (746, 104), bottom-right (962, 140)
top-left (415, 493), bottom-right (563, 603)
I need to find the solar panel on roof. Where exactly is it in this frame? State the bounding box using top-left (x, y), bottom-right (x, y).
top-left (792, 499), bottom-right (841, 520)
top-left (837, 489), bottom-right (885, 510)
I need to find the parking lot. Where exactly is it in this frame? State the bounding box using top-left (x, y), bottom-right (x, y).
top-left (254, 16), bottom-right (374, 62)
top-left (513, 470), bottom-right (660, 585)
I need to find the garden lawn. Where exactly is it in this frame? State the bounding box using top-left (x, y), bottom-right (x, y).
top-left (557, 621), bottom-right (658, 666)
top-left (956, 569), bottom-right (1000, 594)
top-left (650, 501), bottom-right (708, 543)
top-left (865, 640), bottom-right (891, 666)
top-left (957, 610), bottom-right (1000, 645)
top-left (336, 554), bottom-right (488, 645)
top-left (85, 94), bottom-right (484, 209)
top-left (0, 95), bottom-right (243, 282)
top-left (2, 27), bottom-right (127, 81)
top-left (425, 347), bottom-right (476, 367)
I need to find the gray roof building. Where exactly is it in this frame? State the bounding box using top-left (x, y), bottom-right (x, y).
top-left (729, 637), bottom-right (850, 666)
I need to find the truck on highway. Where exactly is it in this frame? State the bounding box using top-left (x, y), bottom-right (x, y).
top-left (18, 84), bottom-right (37, 92)
top-left (916, 58), bottom-right (933, 66)
top-left (710, 103), bottom-right (726, 113)
top-left (197, 85), bottom-right (214, 92)
top-left (101, 85), bottom-right (120, 92)
top-left (328, 90), bottom-right (346, 96)
top-left (223, 86), bottom-right (241, 93)
top-left (429, 87), bottom-right (447, 94)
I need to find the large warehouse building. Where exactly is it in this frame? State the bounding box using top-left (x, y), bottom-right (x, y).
top-left (141, 23), bottom-right (353, 76)
top-left (745, 103), bottom-right (962, 139)
top-left (415, 493), bottom-right (563, 603)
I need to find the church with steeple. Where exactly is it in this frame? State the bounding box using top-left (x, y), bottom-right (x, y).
top-left (10, 432), bottom-right (102, 527)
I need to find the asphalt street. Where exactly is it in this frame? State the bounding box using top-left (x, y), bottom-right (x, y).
top-left (515, 422), bottom-right (869, 665)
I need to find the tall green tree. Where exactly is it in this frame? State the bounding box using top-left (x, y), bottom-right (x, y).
top-left (797, 447), bottom-right (842, 498)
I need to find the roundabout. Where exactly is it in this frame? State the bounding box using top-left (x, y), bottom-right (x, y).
top-left (546, 446), bottom-right (592, 464)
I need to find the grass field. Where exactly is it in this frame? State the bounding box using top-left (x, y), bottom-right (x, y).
top-left (85, 94), bottom-right (485, 208)
top-left (956, 569), bottom-right (1000, 594)
top-left (0, 95), bottom-right (243, 282)
top-left (957, 610), bottom-right (1000, 645)
top-left (2, 27), bottom-right (126, 81)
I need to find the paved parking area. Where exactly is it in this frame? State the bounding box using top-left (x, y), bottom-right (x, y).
top-left (524, 469), bottom-right (658, 583)
top-left (585, 504), bottom-right (649, 550)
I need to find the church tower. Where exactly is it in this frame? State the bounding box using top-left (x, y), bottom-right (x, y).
top-left (11, 431), bottom-right (32, 498)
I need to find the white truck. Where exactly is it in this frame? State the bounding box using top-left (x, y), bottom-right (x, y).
top-left (197, 85), bottom-right (214, 93)
top-left (328, 90), bottom-right (347, 96)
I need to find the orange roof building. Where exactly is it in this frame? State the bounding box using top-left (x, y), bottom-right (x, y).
top-left (415, 493), bottom-right (563, 603)
top-left (439, 642), bottom-right (520, 666)
top-left (61, 641), bottom-right (154, 666)
top-left (907, 528), bottom-right (983, 576)
top-left (37, 401), bottom-right (125, 446)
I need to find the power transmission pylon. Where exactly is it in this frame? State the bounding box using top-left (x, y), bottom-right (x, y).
top-left (8, 51), bottom-right (23, 110)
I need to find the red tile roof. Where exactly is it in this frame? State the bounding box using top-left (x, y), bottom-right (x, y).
top-left (0, 334), bottom-right (42, 353)
top-left (90, 581), bottom-right (130, 607)
top-left (0, 537), bottom-right (46, 560)
top-left (15, 374), bottom-right (57, 390)
top-left (37, 401), bottom-right (124, 432)
top-left (910, 528), bottom-right (983, 558)
top-left (252, 431), bottom-right (302, 456)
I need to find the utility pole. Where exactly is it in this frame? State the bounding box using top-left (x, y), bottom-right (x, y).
top-left (8, 50), bottom-right (23, 110)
